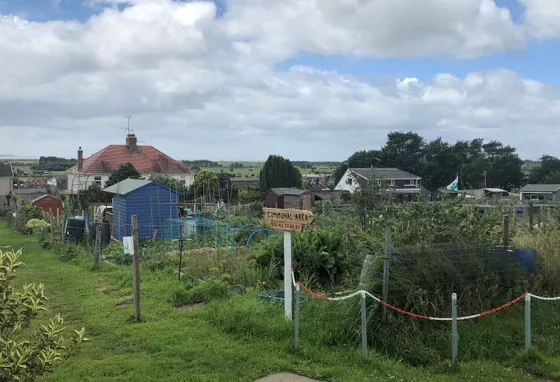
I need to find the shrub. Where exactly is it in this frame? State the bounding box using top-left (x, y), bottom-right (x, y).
top-left (252, 229), bottom-right (349, 287)
top-left (0, 249), bottom-right (88, 380)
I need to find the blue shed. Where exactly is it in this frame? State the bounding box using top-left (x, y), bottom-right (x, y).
top-left (103, 178), bottom-right (180, 241)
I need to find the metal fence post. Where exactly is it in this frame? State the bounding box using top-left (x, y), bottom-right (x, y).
top-left (525, 294), bottom-right (531, 352)
top-left (361, 291), bottom-right (368, 360)
top-left (294, 285), bottom-right (301, 351)
top-left (452, 293), bottom-right (458, 366)
top-left (382, 226), bottom-right (391, 320)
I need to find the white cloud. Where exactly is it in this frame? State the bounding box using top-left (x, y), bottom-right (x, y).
top-left (223, 0), bottom-right (525, 60)
top-left (0, 0), bottom-right (559, 161)
top-left (520, 0), bottom-right (560, 39)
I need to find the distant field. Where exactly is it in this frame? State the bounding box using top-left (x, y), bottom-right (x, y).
top-left (9, 159), bottom-right (337, 181)
top-left (189, 161), bottom-right (337, 180)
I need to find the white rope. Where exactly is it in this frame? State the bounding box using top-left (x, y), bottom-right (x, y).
top-left (325, 290), bottom-right (364, 301)
top-left (527, 293), bottom-right (560, 301)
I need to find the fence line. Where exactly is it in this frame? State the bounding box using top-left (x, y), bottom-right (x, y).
top-left (291, 269), bottom-right (559, 363)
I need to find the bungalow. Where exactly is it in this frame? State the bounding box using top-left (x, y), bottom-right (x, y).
top-left (520, 184), bottom-right (560, 201)
top-left (334, 167), bottom-right (428, 198)
top-left (66, 133), bottom-right (194, 193)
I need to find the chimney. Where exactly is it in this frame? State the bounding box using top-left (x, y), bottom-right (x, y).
top-left (126, 133), bottom-right (138, 151)
top-left (78, 146), bottom-right (83, 171)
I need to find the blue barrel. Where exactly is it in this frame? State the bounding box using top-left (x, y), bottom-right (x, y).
top-left (513, 249), bottom-right (537, 274)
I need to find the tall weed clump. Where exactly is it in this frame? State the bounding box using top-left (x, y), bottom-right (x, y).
top-left (321, 200), bottom-right (533, 365)
top-left (514, 228), bottom-right (560, 295)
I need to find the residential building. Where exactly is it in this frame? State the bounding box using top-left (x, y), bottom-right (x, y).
top-left (334, 167), bottom-right (428, 198)
top-left (0, 161), bottom-right (13, 208)
top-left (520, 184), bottom-right (560, 201)
top-left (66, 133), bottom-right (193, 193)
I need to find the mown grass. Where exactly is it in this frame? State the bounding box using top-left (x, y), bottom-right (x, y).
top-left (0, 222), bottom-right (552, 381)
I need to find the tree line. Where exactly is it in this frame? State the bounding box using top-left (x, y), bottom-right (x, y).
top-left (334, 131), bottom-right (559, 191)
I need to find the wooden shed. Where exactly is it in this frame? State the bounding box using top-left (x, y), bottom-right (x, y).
top-left (103, 178), bottom-right (180, 241)
top-left (31, 195), bottom-right (62, 216)
top-left (264, 188), bottom-right (311, 209)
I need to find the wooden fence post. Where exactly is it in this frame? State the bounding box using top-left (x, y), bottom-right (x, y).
top-left (61, 214), bottom-right (66, 244)
top-left (131, 215), bottom-right (141, 321)
top-left (529, 201), bottom-right (534, 231)
top-left (48, 208), bottom-right (53, 243)
top-left (503, 215), bottom-right (509, 247)
top-left (94, 224), bottom-right (101, 270)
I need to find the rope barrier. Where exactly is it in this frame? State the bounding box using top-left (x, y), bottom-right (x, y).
top-left (292, 269), bottom-right (527, 321)
top-left (527, 293), bottom-right (560, 301)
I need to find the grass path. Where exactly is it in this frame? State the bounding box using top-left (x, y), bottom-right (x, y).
top-left (0, 222), bottom-right (543, 381)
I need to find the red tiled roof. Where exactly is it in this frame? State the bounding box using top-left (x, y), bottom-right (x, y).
top-left (67, 145), bottom-right (192, 175)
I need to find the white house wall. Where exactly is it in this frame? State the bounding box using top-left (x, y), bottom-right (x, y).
top-left (68, 173), bottom-right (194, 192)
top-left (334, 169), bottom-right (361, 193)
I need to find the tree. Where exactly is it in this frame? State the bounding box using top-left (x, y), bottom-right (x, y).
top-left (351, 176), bottom-right (394, 231)
top-left (380, 131), bottom-right (425, 177)
top-left (194, 170), bottom-right (219, 203)
top-left (529, 156), bottom-right (560, 184)
top-left (216, 172), bottom-right (237, 202)
top-left (238, 189), bottom-right (261, 204)
top-left (149, 174), bottom-right (183, 191)
top-left (259, 155), bottom-right (303, 191)
top-left (0, 249), bottom-right (88, 380)
top-left (104, 163), bottom-right (141, 188)
top-left (76, 183), bottom-right (111, 211)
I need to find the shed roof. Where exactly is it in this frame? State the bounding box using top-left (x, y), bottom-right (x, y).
top-left (268, 188), bottom-right (307, 196)
top-left (103, 178), bottom-right (153, 195)
top-left (350, 167), bottom-right (421, 180)
top-left (520, 184), bottom-right (560, 193)
top-left (31, 194), bottom-right (62, 204)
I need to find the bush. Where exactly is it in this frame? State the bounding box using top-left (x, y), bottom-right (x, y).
top-left (171, 278), bottom-right (231, 307)
top-left (0, 248), bottom-right (88, 380)
top-left (252, 229), bottom-right (350, 287)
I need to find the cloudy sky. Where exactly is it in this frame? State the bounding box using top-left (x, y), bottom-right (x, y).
top-left (1, 0), bottom-right (560, 161)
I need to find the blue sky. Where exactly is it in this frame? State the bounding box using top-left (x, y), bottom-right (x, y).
top-left (1, 0), bottom-right (560, 161)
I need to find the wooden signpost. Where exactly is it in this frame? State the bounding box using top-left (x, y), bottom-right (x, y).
top-left (263, 208), bottom-right (314, 319)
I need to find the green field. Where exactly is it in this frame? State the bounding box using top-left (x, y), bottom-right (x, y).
top-left (1, 221), bottom-right (555, 382)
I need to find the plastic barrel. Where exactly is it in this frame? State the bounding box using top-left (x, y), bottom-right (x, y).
top-left (513, 249), bottom-right (537, 274)
top-left (101, 221), bottom-right (111, 245)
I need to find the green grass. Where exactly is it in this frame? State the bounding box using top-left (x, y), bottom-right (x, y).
top-left (0, 222), bottom-right (551, 382)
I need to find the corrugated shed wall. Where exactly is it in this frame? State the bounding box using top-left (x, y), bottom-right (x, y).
top-left (111, 183), bottom-right (180, 241)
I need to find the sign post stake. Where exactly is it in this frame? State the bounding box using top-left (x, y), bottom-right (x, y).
top-left (284, 231), bottom-right (293, 320)
top-left (262, 207), bottom-right (315, 322)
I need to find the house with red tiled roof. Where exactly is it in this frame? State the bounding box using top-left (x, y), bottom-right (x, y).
top-left (66, 134), bottom-right (193, 193)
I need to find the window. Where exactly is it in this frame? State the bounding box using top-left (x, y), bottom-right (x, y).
top-left (405, 179), bottom-right (416, 187)
top-left (180, 179), bottom-right (186, 186)
top-left (94, 176), bottom-right (102, 186)
top-left (346, 178), bottom-right (353, 185)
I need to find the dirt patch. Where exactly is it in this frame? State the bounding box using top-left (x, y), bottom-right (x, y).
top-left (178, 302), bottom-right (205, 311)
top-left (116, 301), bottom-right (133, 309)
top-left (255, 373), bottom-right (323, 382)
top-left (96, 287), bottom-right (107, 292)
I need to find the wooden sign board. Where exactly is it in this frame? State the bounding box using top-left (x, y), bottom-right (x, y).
top-left (270, 221), bottom-right (303, 232)
top-left (263, 208), bottom-right (314, 226)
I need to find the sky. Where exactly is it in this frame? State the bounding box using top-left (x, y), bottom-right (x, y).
top-left (1, 0), bottom-right (560, 161)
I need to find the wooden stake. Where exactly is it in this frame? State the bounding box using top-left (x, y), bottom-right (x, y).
top-left (48, 208), bottom-right (53, 243)
top-left (503, 215), bottom-right (509, 247)
top-left (131, 215), bottom-right (141, 321)
top-left (94, 224), bottom-right (101, 270)
top-left (382, 227), bottom-right (391, 320)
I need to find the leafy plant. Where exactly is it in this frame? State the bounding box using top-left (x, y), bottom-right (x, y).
top-left (0, 249), bottom-right (88, 380)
